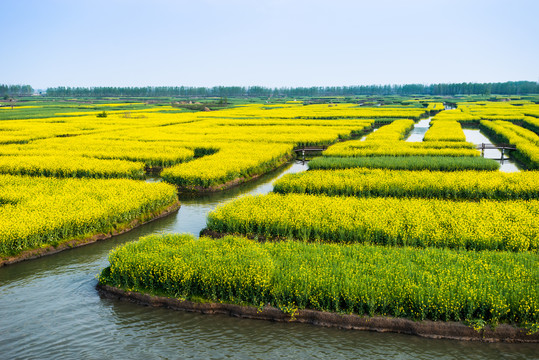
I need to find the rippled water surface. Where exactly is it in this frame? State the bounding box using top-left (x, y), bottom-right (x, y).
top-left (0, 161), bottom-right (537, 359)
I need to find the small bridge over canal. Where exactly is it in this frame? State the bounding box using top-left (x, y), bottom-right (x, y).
top-left (293, 143), bottom-right (518, 161)
top-left (293, 146), bottom-right (328, 162)
top-left (293, 146), bottom-right (328, 154)
top-left (476, 143), bottom-right (516, 160)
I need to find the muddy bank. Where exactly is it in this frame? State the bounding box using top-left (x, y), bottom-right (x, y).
top-left (0, 201), bottom-right (181, 267)
top-left (97, 284), bottom-right (539, 343)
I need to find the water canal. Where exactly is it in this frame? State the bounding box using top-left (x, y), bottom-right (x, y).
top-left (463, 129), bottom-right (521, 172)
top-left (405, 118), bottom-right (432, 142)
top-left (0, 159), bottom-right (535, 358)
top-left (404, 117), bottom-right (522, 172)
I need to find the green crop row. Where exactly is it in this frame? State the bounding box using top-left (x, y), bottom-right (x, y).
top-left (99, 234), bottom-right (539, 330)
top-left (308, 156), bottom-right (500, 171)
top-left (323, 136), bottom-right (479, 157)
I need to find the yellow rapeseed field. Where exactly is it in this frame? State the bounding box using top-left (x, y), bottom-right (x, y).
top-left (0, 174), bottom-right (178, 257)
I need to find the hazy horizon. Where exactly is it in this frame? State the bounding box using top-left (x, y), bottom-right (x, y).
top-left (2, 0), bottom-right (538, 89)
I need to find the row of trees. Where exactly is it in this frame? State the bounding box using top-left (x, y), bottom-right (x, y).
top-left (1, 82), bottom-right (537, 98)
top-left (0, 84), bottom-right (34, 97)
top-left (44, 81), bottom-right (539, 98)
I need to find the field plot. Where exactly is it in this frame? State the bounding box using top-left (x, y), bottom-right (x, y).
top-left (308, 156), bottom-right (500, 171)
top-left (423, 121), bottom-right (466, 142)
top-left (207, 193), bottom-right (539, 252)
top-left (0, 101), bottom-right (425, 259)
top-left (432, 100), bottom-right (539, 124)
top-left (431, 101), bottom-right (539, 169)
top-left (480, 120), bottom-right (539, 169)
top-left (0, 174), bottom-right (178, 261)
top-left (99, 234), bottom-right (538, 332)
top-left (273, 168), bottom-right (539, 200)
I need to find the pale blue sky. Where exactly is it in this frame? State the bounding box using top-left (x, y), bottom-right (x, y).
top-left (1, 0), bottom-right (538, 89)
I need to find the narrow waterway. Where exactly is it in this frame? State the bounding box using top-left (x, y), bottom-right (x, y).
top-left (403, 117), bottom-right (521, 172)
top-left (405, 118), bottom-right (432, 142)
top-left (0, 162), bottom-right (536, 359)
top-left (463, 129), bottom-right (521, 172)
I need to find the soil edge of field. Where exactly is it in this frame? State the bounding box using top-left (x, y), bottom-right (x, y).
top-left (96, 283), bottom-right (539, 343)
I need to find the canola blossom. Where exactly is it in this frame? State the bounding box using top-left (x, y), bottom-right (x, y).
top-left (207, 193), bottom-right (539, 252)
top-left (431, 109), bottom-right (481, 123)
top-left (0, 105), bottom-right (376, 187)
top-left (99, 234), bottom-right (539, 330)
top-left (426, 102), bottom-right (445, 112)
top-left (522, 116), bottom-right (539, 134)
top-left (430, 101), bottom-right (539, 126)
top-left (273, 168), bottom-right (539, 200)
top-left (0, 138), bottom-right (196, 167)
top-left (323, 140), bottom-right (480, 157)
top-left (0, 155), bottom-right (146, 179)
top-left (0, 174), bottom-right (178, 257)
top-left (161, 143), bottom-right (294, 188)
top-left (480, 120), bottom-right (539, 169)
top-left (196, 103), bottom-right (427, 120)
top-left (322, 120), bottom-right (479, 157)
top-left (364, 119), bottom-right (415, 142)
top-left (423, 121), bottom-right (467, 142)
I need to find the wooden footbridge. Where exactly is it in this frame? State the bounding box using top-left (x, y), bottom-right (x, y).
top-left (293, 143), bottom-right (517, 161)
top-left (293, 146), bottom-right (328, 154)
top-left (293, 146), bottom-right (328, 162)
top-left (476, 143), bottom-right (516, 160)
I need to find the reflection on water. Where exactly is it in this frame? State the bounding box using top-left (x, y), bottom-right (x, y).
top-left (0, 161), bottom-right (536, 359)
top-left (405, 118), bottom-right (432, 142)
top-left (463, 129), bottom-right (521, 172)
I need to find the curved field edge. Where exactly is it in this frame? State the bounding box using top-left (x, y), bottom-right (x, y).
top-left (0, 176), bottom-right (179, 259)
top-left (0, 201), bottom-right (180, 267)
top-left (164, 153), bottom-right (294, 192)
top-left (96, 284), bottom-right (539, 343)
top-left (98, 234), bottom-right (539, 337)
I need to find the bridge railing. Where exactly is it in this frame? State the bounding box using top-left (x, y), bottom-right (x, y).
top-left (476, 143), bottom-right (516, 150)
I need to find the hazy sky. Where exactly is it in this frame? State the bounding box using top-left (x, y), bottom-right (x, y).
top-left (2, 0), bottom-right (538, 89)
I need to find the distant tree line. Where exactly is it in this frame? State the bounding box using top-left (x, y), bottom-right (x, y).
top-left (44, 81), bottom-right (539, 98)
top-left (0, 84), bottom-right (34, 97)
